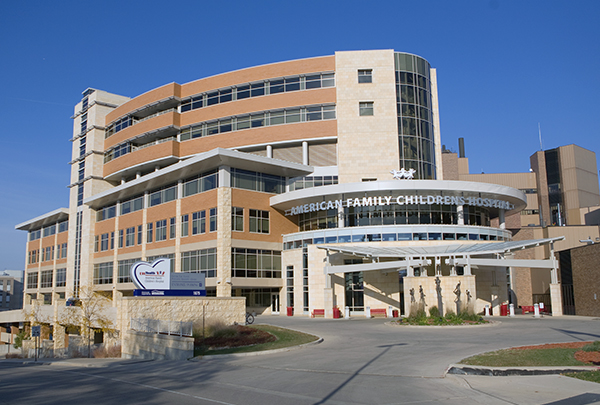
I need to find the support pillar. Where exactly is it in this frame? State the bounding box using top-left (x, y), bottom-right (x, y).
top-left (457, 205), bottom-right (464, 225)
top-left (550, 284), bottom-right (563, 316)
top-left (499, 209), bottom-right (506, 229)
top-left (302, 141), bottom-right (309, 165)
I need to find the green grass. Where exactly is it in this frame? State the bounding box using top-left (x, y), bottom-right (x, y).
top-left (565, 370), bottom-right (600, 383)
top-left (194, 325), bottom-right (319, 356)
top-left (459, 348), bottom-right (588, 367)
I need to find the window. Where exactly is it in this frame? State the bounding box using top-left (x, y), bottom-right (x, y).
top-left (179, 104), bottom-right (336, 141)
top-left (231, 248), bottom-right (281, 278)
top-left (179, 73), bottom-right (335, 113)
top-left (119, 229), bottom-right (124, 248)
top-left (94, 236), bottom-right (99, 253)
top-left (231, 168), bottom-right (285, 194)
top-left (120, 195), bottom-right (144, 215)
top-left (182, 170), bottom-right (218, 197)
top-left (286, 266), bottom-right (294, 308)
top-left (181, 214), bottom-right (189, 237)
top-left (44, 246), bottom-right (54, 261)
top-left (29, 229), bottom-right (41, 241)
top-left (27, 272), bottom-right (38, 289)
top-left (118, 258), bottom-right (140, 283)
top-left (147, 223), bottom-right (153, 243)
top-left (43, 224), bottom-right (56, 237)
top-left (58, 221), bottom-right (68, 233)
top-left (358, 69), bottom-right (372, 83)
top-left (97, 205), bottom-right (116, 221)
top-left (111, 232), bottom-right (115, 249)
top-left (232, 207), bottom-right (244, 231)
top-left (181, 249), bottom-right (216, 277)
top-left (209, 208), bottom-right (217, 232)
top-left (249, 209), bottom-right (269, 234)
top-left (125, 227), bottom-right (135, 247)
top-left (170, 217), bottom-right (176, 239)
top-left (192, 211), bottom-right (205, 235)
top-left (156, 219), bottom-right (167, 241)
top-left (137, 226), bottom-right (142, 245)
top-left (100, 233), bottom-right (109, 251)
top-left (61, 243), bottom-right (67, 258)
top-left (93, 262), bottom-right (113, 285)
top-left (56, 268), bottom-right (66, 287)
top-left (148, 184), bottom-right (177, 207)
top-left (359, 102), bottom-right (374, 116)
top-left (40, 270), bottom-right (53, 288)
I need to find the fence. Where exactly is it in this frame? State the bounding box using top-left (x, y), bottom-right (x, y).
top-left (130, 318), bottom-right (193, 337)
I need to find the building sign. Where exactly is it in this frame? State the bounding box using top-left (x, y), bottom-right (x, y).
top-left (285, 194), bottom-right (515, 216)
top-left (131, 259), bottom-right (206, 296)
top-left (131, 259), bottom-right (170, 290)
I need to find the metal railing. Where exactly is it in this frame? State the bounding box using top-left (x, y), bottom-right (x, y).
top-left (130, 318), bottom-right (193, 337)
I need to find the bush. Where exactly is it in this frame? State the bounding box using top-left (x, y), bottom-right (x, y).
top-left (193, 319), bottom-right (238, 340)
top-left (5, 353), bottom-right (23, 359)
top-left (429, 306), bottom-right (440, 318)
top-left (13, 329), bottom-right (28, 349)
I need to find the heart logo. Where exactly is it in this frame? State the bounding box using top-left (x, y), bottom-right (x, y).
top-left (131, 259), bottom-right (171, 290)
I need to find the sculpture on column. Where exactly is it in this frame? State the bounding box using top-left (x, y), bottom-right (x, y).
top-left (435, 276), bottom-right (444, 316)
top-left (409, 287), bottom-right (418, 317)
top-left (418, 285), bottom-right (427, 314)
top-left (466, 289), bottom-right (473, 314)
top-left (454, 282), bottom-right (462, 314)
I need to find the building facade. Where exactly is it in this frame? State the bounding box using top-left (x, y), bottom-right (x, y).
top-left (0, 271), bottom-right (23, 311)
top-left (15, 50), bottom-right (568, 335)
top-left (442, 140), bottom-right (600, 310)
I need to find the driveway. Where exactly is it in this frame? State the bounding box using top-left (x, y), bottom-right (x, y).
top-left (2, 315), bottom-right (600, 404)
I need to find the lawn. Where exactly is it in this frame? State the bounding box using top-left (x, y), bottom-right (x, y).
top-left (194, 324), bottom-right (319, 356)
top-left (460, 348), bottom-right (588, 367)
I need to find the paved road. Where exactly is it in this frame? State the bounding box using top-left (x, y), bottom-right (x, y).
top-left (2, 315), bottom-right (600, 404)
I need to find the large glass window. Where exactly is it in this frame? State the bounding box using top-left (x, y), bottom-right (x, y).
top-left (27, 272), bottom-right (38, 289)
top-left (120, 195), bottom-right (144, 215)
top-left (117, 258), bottom-right (140, 283)
top-left (182, 170), bottom-right (218, 197)
top-left (192, 211), bottom-right (206, 235)
top-left (93, 262), bottom-right (113, 285)
top-left (148, 184), bottom-right (177, 207)
top-left (231, 168), bottom-right (285, 194)
top-left (249, 210), bottom-right (269, 234)
top-left (181, 249), bottom-right (216, 278)
top-left (55, 268), bottom-right (66, 287)
top-left (40, 270), bottom-right (53, 288)
top-left (125, 227), bottom-right (136, 247)
top-left (231, 248), bottom-right (281, 278)
top-left (155, 219), bottom-right (167, 241)
top-left (232, 207), bottom-right (244, 231)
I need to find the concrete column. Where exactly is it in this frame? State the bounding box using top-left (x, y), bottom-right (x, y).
top-left (266, 145), bottom-right (272, 158)
top-left (457, 205), bottom-right (464, 225)
top-left (450, 256), bottom-right (457, 276)
top-left (337, 204), bottom-right (345, 228)
top-left (218, 166), bottom-right (231, 188)
top-left (464, 255), bottom-right (472, 275)
top-left (549, 284), bottom-right (563, 316)
top-left (499, 209), bottom-right (506, 229)
top-left (406, 257), bottom-right (414, 277)
top-left (302, 141), bottom-right (309, 165)
top-left (216, 188), bottom-right (232, 297)
top-left (420, 257), bottom-right (427, 277)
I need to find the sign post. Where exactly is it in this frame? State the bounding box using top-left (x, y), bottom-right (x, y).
top-left (31, 325), bottom-right (41, 362)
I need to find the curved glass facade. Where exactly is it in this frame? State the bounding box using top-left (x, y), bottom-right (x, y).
top-left (395, 53), bottom-right (435, 179)
top-left (298, 204), bottom-right (490, 232)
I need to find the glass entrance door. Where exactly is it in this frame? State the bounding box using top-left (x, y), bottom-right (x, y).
top-left (345, 272), bottom-right (364, 312)
top-left (271, 293), bottom-right (280, 314)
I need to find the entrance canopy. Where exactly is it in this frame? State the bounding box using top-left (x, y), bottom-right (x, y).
top-left (317, 237), bottom-right (564, 259)
top-left (318, 237), bottom-right (564, 280)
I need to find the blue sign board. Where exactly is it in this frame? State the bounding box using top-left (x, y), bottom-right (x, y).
top-left (134, 289), bottom-right (207, 297)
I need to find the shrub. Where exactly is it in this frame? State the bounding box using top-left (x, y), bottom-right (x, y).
top-left (193, 319), bottom-right (238, 340)
top-left (5, 353), bottom-right (23, 359)
top-left (429, 306), bottom-right (440, 318)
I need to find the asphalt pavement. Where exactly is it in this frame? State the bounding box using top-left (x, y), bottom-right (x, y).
top-left (2, 315), bottom-right (600, 404)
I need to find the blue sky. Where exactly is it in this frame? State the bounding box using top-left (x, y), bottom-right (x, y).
top-left (1, 0), bottom-right (599, 270)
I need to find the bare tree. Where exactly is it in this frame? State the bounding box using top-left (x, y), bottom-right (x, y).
top-left (60, 285), bottom-right (116, 357)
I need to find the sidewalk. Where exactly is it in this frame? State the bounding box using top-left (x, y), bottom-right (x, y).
top-left (0, 357), bottom-right (154, 368)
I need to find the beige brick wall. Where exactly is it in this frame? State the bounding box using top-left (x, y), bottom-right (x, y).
top-left (335, 50), bottom-right (399, 183)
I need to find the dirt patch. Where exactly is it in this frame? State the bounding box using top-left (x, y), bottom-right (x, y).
top-left (195, 325), bottom-right (276, 350)
top-left (512, 342), bottom-right (592, 350)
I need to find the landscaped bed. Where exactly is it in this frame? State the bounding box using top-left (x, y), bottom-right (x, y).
top-left (194, 323), bottom-right (319, 357)
top-left (459, 340), bottom-right (600, 383)
top-left (393, 307), bottom-right (489, 326)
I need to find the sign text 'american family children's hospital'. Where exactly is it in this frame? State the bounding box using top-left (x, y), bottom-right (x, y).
top-left (285, 194), bottom-right (515, 216)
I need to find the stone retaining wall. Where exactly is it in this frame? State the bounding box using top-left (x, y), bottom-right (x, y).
top-left (122, 330), bottom-right (193, 360)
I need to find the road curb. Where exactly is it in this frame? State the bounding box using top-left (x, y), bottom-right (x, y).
top-left (446, 363), bottom-right (600, 376)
